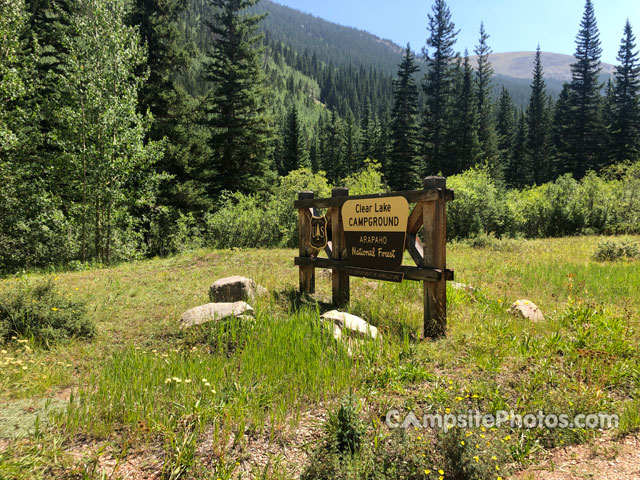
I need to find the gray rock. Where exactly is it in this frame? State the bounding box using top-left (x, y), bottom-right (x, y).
top-left (508, 300), bottom-right (544, 322)
top-left (180, 301), bottom-right (254, 329)
top-left (321, 310), bottom-right (379, 339)
top-left (450, 282), bottom-right (477, 294)
top-left (209, 276), bottom-right (267, 302)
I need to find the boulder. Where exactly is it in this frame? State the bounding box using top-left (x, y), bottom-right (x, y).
top-left (508, 300), bottom-right (544, 322)
top-left (450, 282), bottom-right (477, 294)
top-left (180, 301), bottom-right (254, 329)
top-left (209, 276), bottom-right (267, 303)
top-left (321, 310), bottom-right (379, 339)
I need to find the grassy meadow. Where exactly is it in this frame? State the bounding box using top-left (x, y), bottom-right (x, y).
top-left (0, 235), bottom-right (639, 479)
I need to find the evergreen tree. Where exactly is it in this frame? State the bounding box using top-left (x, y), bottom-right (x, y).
top-left (474, 22), bottom-right (499, 173)
top-left (525, 46), bottom-right (553, 184)
top-left (552, 84), bottom-right (573, 176)
top-left (449, 52), bottom-right (480, 174)
top-left (280, 104), bottom-right (308, 174)
top-left (422, 0), bottom-right (458, 175)
top-left (127, 0), bottom-right (211, 214)
top-left (342, 111), bottom-right (361, 175)
top-left (610, 20), bottom-right (640, 164)
top-left (496, 87), bottom-right (516, 166)
top-left (388, 44), bottom-right (421, 190)
top-left (506, 111), bottom-right (532, 188)
top-left (566, 0), bottom-right (604, 178)
top-left (203, 0), bottom-right (275, 195)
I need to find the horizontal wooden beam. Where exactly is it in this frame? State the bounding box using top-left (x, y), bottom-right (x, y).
top-left (294, 256), bottom-right (453, 282)
top-left (294, 188), bottom-right (454, 209)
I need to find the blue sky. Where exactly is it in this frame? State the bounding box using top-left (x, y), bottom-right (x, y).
top-left (271, 0), bottom-right (640, 65)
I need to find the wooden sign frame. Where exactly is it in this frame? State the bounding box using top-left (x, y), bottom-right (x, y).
top-left (294, 176), bottom-right (454, 338)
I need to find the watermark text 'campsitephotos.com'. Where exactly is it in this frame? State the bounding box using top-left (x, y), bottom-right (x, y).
top-left (385, 409), bottom-right (619, 432)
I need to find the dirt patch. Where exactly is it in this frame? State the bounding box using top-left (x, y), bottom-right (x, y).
top-left (512, 433), bottom-right (640, 479)
top-left (197, 404), bottom-right (328, 478)
top-left (66, 439), bottom-right (164, 480)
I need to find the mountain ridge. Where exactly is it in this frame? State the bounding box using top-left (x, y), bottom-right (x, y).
top-left (469, 51), bottom-right (615, 81)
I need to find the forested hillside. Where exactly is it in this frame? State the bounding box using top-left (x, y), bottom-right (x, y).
top-left (1, 0), bottom-right (639, 274)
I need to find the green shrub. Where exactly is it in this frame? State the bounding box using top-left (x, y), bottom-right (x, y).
top-left (343, 159), bottom-right (386, 195)
top-left (447, 167), bottom-right (508, 239)
top-left (593, 239), bottom-right (640, 261)
top-left (323, 395), bottom-right (365, 455)
top-left (0, 279), bottom-right (93, 345)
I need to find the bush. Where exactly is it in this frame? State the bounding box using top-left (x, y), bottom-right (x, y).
top-left (323, 395), bottom-right (365, 455)
top-left (0, 279), bottom-right (94, 345)
top-left (447, 167), bottom-right (508, 239)
top-left (593, 239), bottom-right (640, 261)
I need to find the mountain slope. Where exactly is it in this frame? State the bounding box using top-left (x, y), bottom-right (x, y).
top-left (255, 0), bottom-right (405, 76)
top-left (470, 51), bottom-right (615, 81)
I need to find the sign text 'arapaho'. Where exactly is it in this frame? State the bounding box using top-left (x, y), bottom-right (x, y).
top-left (294, 177), bottom-right (454, 339)
top-left (342, 197), bottom-right (408, 270)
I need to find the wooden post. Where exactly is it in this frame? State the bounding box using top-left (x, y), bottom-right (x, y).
top-left (422, 176), bottom-right (447, 338)
top-left (298, 191), bottom-right (315, 294)
top-left (330, 187), bottom-right (349, 307)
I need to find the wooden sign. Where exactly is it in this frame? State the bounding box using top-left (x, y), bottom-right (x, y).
top-left (342, 197), bottom-right (409, 270)
top-left (294, 177), bottom-right (454, 339)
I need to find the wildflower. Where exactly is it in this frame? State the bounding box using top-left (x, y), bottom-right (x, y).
top-left (495, 465), bottom-right (500, 471)
top-left (465, 431), bottom-right (472, 437)
top-left (424, 469), bottom-right (430, 474)
top-left (460, 440), bottom-right (465, 446)
top-left (445, 408), bottom-right (451, 414)
top-left (503, 435), bottom-right (511, 441)
top-left (475, 444), bottom-right (480, 449)
top-left (165, 378), bottom-right (172, 384)
top-left (473, 456), bottom-right (479, 462)
top-left (172, 377), bottom-right (182, 383)
top-left (480, 434), bottom-right (485, 439)
top-left (51, 307), bottom-right (58, 312)
top-left (491, 456), bottom-right (497, 460)
top-left (75, 287), bottom-right (79, 291)
top-left (438, 469), bottom-right (444, 475)
top-left (455, 396), bottom-right (463, 402)
top-left (184, 379), bottom-right (191, 383)
top-left (54, 277), bottom-right (60, 281)
top-left (471, 394), bottom-right (479, 398)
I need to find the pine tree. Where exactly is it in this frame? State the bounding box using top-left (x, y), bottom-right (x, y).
top-left (203, 0), bottom-right (275, 195)
top-left (128, 0), bottom-right (211, 214)
top-left (474, 22), bottom-right (499, 173)
top-left (496, 87), bottom-right (516, 166)
top-left (449, 51), bottom-right (480, 174)
top-left (280, 104), bottom-right (308, 174)
top-left (422, 0), bottom-right (458, 175)
top-left (566, 0), bottom-right (604, 178)
top-left (506, 111), bottom-right (531, 188)
top-left (342, 111), bottom-right (361, 176)
top-left (552, 84), bottom-right (573, 176)
top-left (526, 47), bottom-right (553, 184)
top-left (388, 44), bottom-right (421, 190)
top-left (610, 20), bottom-right (640, 164)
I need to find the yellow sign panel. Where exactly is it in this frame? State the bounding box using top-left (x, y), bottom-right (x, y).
top-left (341, 196), bottom-right (409, 269)
top-left (342, 197), bottom-right (409, 232)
